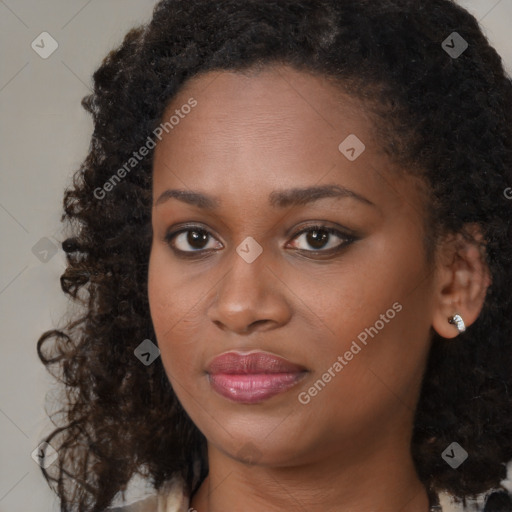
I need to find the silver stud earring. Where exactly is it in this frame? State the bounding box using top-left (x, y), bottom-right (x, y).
top-left (448, 313), bottom-right (466, 333)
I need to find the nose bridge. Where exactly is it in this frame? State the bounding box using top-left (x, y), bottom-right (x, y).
top-left (219, 238), bottom-right (269, 304)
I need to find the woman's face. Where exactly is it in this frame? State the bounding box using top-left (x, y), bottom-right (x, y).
top-left (148, 65), bottom-right (439, 468)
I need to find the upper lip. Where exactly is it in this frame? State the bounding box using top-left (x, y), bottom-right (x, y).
top-left (206, 351), bottom-right (307, 374)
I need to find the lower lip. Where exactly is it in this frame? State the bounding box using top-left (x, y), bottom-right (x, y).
top-left (208, 372), bottom-right (307, 403)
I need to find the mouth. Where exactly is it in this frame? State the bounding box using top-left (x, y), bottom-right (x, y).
top-left (206, 351), bottom-right (308, 404)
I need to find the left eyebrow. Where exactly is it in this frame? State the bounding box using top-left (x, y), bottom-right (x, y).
top-left (269, 184), bottom-right (375, 208)
top-left (153, 184), bottom-right (376, 209)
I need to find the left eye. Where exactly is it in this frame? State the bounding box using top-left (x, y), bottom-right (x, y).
top-left (288, 225), bottom-right (353, 252)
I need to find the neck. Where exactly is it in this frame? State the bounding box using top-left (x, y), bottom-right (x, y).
top-left (190, 442), bottom-right (430, 512)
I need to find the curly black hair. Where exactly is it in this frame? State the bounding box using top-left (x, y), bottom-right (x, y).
top-left (36, 0), bottom-right (512, 510)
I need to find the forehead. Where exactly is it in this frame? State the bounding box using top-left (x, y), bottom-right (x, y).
top-left (158, 64), bottom-right (374, 152)
top-left (151, 65), bottom-right (417, 216)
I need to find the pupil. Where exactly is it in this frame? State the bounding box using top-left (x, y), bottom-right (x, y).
top-left (188, 230), bottom-right (208, 249)
top-left (307, 229), bottom-right (328, 249)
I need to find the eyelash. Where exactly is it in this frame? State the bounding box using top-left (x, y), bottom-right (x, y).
top-left (162, 223), bottom-right (357, 259)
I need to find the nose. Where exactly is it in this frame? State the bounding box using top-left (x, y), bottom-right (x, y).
top-left (207, 246), bottom-right (292, 335)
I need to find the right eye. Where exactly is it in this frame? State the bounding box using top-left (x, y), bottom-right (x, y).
top-left (163, 226), bottom-right (222, 257)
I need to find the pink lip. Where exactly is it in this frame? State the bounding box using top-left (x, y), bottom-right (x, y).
top-left (206, 351), bottom-right (308, 404)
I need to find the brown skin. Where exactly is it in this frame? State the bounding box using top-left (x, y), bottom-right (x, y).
top-left (148, 65), bottom-right (490, 512)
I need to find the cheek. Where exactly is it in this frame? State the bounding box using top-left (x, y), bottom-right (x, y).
top-left (148, 244), bottom-right (207, 331)
top-left (147, 246), bottom-right (215, 386)
top-left (294, 234), bottom-right (432, 392)
top-left (148, 248), bottom-right (190, 369)
top-left (289, 242), bottom-right (422, 346)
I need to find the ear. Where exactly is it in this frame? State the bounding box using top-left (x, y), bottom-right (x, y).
top-left (431, 223), bottom-right (492, 339)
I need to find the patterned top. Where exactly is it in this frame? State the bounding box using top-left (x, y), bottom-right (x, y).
top-left (105, 476), bottom-right (476, 512)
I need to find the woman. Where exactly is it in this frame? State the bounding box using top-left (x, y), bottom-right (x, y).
top-left (37, 1), bottom-right (512, 511)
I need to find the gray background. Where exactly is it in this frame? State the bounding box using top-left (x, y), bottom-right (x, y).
top-left (1, 1), bottom-right (511, 510)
